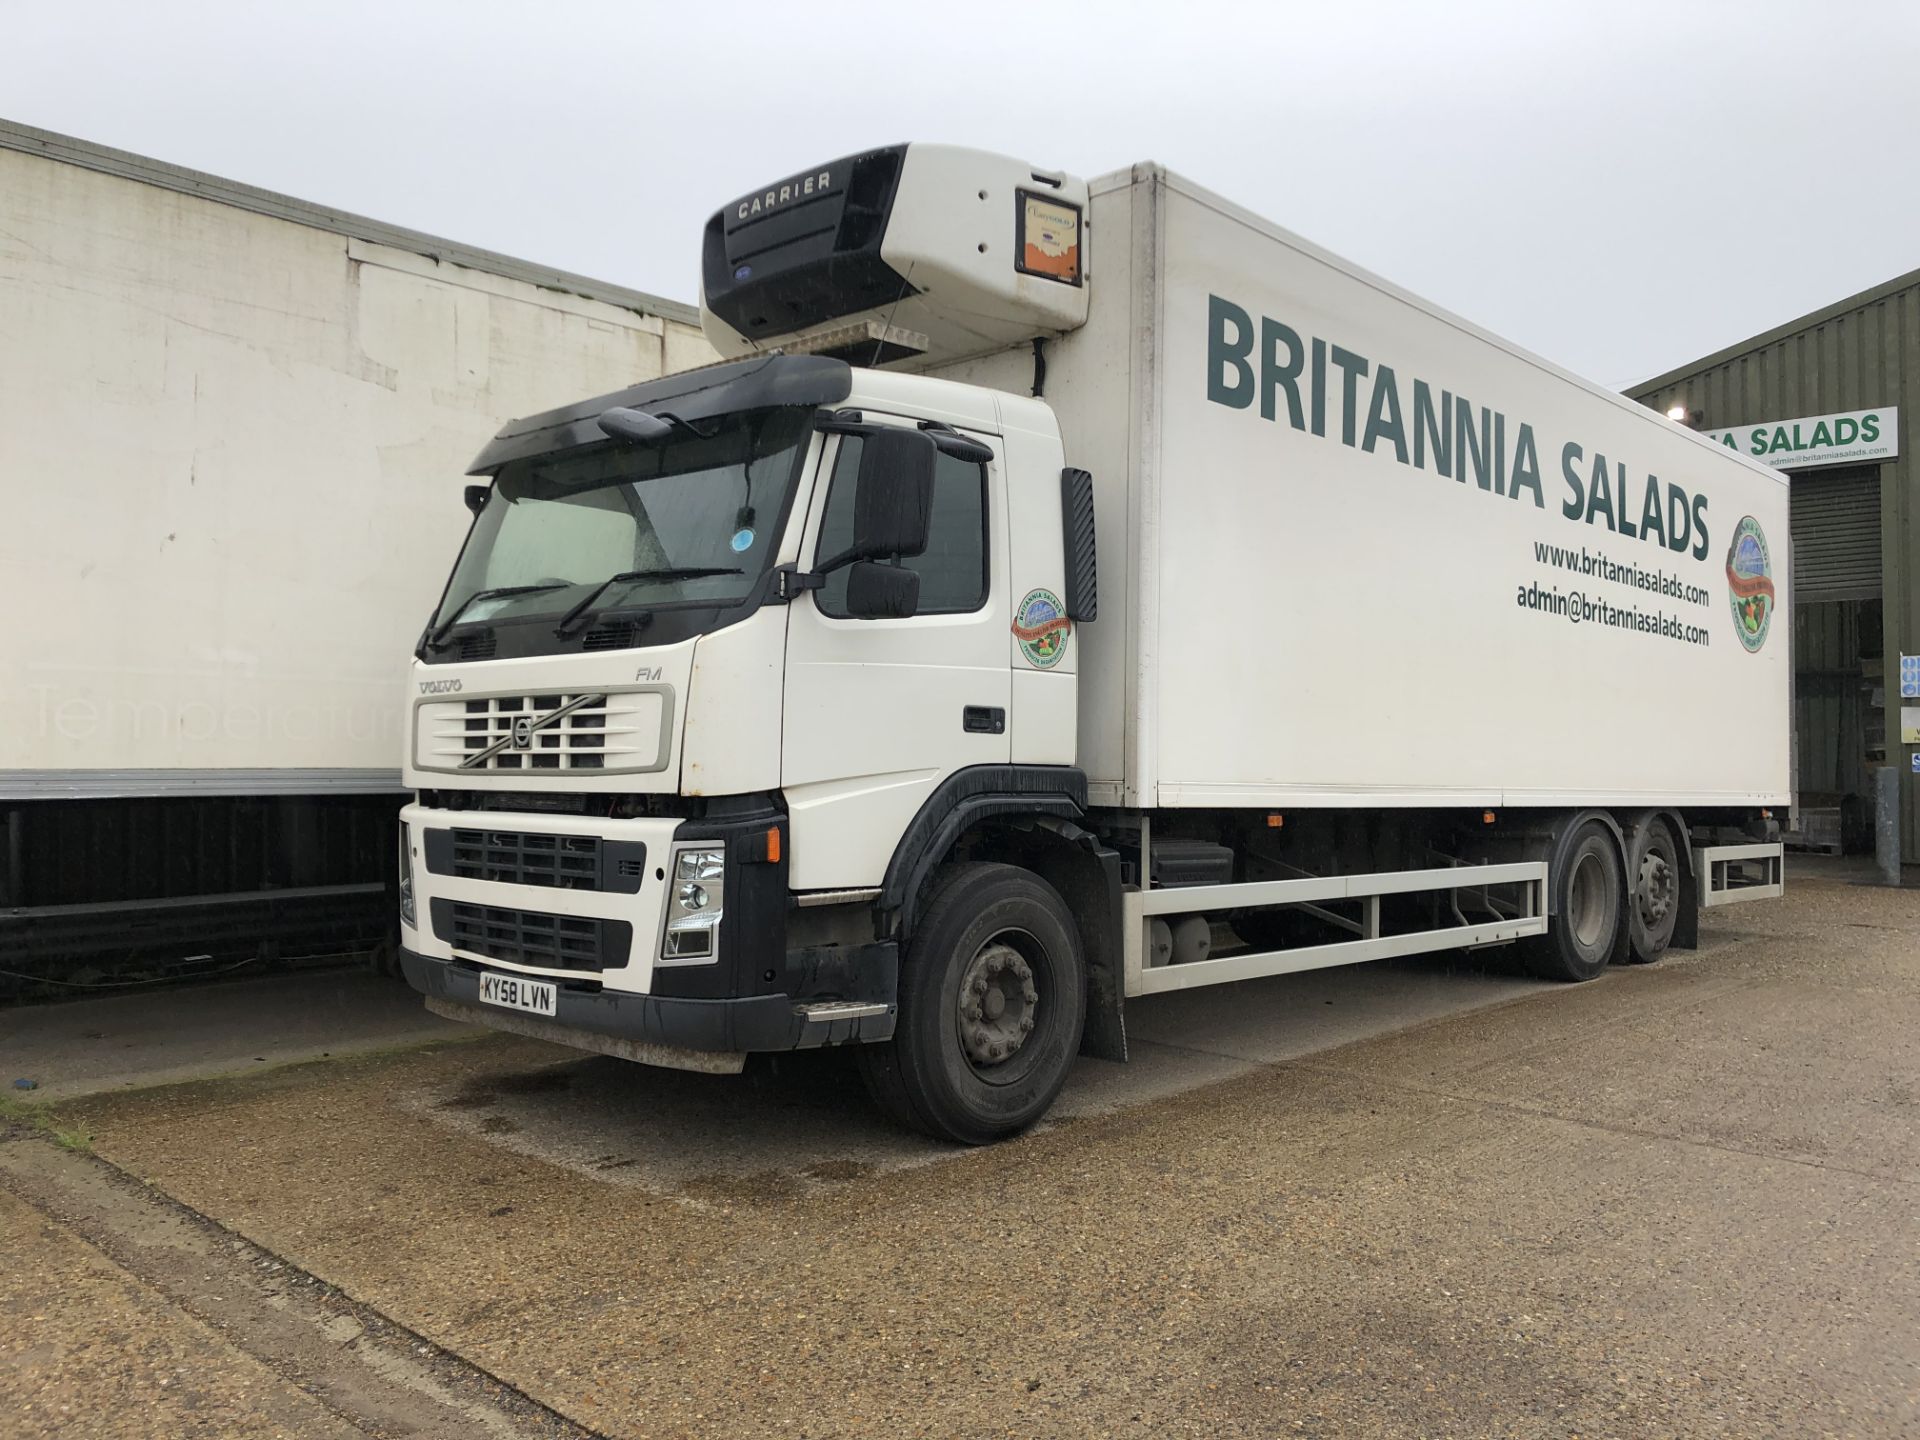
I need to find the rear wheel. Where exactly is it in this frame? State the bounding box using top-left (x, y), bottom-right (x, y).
top-left (857, 862), bottom-right (1086, 1145)
top-left (1524, 820), bottom-right (1625, 982)
top-left (1625, 818), bottom-right (1682, 964)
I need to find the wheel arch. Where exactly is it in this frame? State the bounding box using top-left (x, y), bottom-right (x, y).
top-left (1528, 808), bottom-right (1629, 918)
top-left (877, 766), bottom-right (1125, 1063)
top-left (877, 765), bottom-right (1088, 938)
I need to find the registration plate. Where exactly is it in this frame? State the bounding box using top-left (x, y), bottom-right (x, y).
top-left (477, 971), bottom-right (557, 1017)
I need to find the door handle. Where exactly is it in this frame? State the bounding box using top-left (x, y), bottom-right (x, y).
top-left (963, 706), bottom-right (1006, 735)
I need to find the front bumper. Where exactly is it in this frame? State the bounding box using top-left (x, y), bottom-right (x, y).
top-left (400, 797), bottom-right (898, 1064)
top-left (403, 946), bottom-right (800, 1050)
top-left (401, 943), bottom-right (898, 1060)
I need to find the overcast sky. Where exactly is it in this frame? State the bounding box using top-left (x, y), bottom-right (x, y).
top-left (5, 0), bottom-right (1916, 388)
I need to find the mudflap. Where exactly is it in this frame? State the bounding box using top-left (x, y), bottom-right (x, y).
top-left (1673, 862), bottom-right (1701, 951)
top-left (1066, 837), bottom-right (1128, 1063)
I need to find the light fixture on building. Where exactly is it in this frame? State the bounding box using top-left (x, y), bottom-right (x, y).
top-left (1667, 404), bottom-right (1689, 421)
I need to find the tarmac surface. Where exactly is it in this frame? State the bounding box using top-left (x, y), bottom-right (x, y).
top-left (0, 969), bottom-right (462, 1100)
top-left (3, 861), bottom-right (1916, 1437)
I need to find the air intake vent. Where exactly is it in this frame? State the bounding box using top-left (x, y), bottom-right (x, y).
top-left (422, 828), bottom-right (646, 893)
top-left (451, 829), bottom-right (599, 888)
top-left (582, 622), bottom-right (642, 651)
top-left (457, 632), bottom-right (497, 662)
top-left (436, 900), bottom-right (631, 972)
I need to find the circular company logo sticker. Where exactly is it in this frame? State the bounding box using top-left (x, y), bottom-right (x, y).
top-left (1725, 515), bottom-right (1775, 652)
top-left (1012, 588), bottom-right (1071, 668)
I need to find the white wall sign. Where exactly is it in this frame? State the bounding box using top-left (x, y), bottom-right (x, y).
top-left (1703, 407), bottom-right (1898, 470)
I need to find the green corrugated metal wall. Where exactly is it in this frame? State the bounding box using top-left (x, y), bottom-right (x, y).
top-left (1630, 271), bottom-right (1920, 860)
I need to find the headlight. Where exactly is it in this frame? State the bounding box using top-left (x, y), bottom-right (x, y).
top-left (398, 821), bottom-right (416, 927)
top-left (662, 844), bottom-right (725, 961)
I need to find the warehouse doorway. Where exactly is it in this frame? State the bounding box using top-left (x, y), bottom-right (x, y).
top-left (1789, 464), bottom-right (1884, 853)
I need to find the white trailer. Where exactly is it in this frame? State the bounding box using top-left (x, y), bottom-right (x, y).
top-left (0, 121), bottom-right (712, 974)
top-left (398, 145), bottom-right (1788, 1142)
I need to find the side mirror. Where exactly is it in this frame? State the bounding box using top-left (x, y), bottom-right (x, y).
top-left (848, 428), bottom-right (936, 561)
top-left (463, 484), bottom-right (490, 516)
top-left (845, 560), bottom-right (920, 619)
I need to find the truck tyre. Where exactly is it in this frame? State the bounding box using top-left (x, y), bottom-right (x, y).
top-left (1625, 818), bottom-right (1682, 964)
top-left (1524, 820), bottom-right (1625, 982)
top-left (857, 862), bottom-right (1086, 1145)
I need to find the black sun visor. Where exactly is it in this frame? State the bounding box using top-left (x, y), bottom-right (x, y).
top-left (467, 354), bottom-right (854, 475)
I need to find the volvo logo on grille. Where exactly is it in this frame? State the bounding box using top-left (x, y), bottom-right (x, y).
top-left (512, 716), bottom-right (535, 750)
top-left (419, 679), bottom-right (462, 694)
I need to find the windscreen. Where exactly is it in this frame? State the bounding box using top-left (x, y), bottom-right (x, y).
top-left (433, 406), bottom-right (814, 633)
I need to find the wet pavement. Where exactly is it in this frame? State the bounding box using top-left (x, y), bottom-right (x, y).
top-left (4, 863), bottom-right (1917, 1437)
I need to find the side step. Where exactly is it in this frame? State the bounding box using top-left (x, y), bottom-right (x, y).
top-left (1693, 842), bottom-right (1784, 907)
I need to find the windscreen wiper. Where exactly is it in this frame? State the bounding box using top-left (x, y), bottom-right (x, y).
top-left (425, 582), bottom-right (567, 649)
top-left (552, 567), bottom-right (743, 638)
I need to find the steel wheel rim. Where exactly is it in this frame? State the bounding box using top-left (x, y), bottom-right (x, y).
top-left (1569, 850), bottom-right (1609, 951)
top-left (956, 928), bottom-right (1042, 1077)
top-left (1636, 842), bottom-right (1674, 928)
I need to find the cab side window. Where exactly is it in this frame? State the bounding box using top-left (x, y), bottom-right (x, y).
top-left (815, 434), bottom-right (989, 616)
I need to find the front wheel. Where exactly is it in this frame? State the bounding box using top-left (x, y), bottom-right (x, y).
top-left (858, 863), bottom-right (1086, 1145)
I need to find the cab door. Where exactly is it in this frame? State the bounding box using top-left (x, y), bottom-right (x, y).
top-left (781, 420), bottom-right (1010, 890)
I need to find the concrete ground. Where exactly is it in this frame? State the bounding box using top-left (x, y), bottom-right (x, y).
top-left (2, 862), bottom-right (1916, 1437)
top-left (0, 969), bottom-right (464, 1100)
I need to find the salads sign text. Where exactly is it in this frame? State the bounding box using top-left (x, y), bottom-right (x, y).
top-left (1704, 408), bottom-right (1898, 471)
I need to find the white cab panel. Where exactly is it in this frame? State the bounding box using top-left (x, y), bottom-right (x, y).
top-left (680, 606), bottom-right (789, 797)
top-left (781, 418), bottom-right (1013, 889)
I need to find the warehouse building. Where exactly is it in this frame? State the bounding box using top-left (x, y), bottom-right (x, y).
top-left (1631, 272), bottom-right (1917, 862)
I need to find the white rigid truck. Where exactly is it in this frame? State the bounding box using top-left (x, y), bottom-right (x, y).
top-left (399, 146), bottom-right (1789, 1142)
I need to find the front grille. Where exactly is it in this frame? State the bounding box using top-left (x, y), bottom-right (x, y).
top-left (462, 694), bottom-right (603, 771)
top-left (438, 900), bottom-right (631, 972)
top-left (422, 828), bottom-right (646, 894)
top-left (452, 828), bottom-right (599, 888)
top-left (414, 689), bottom-right (669, 775)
